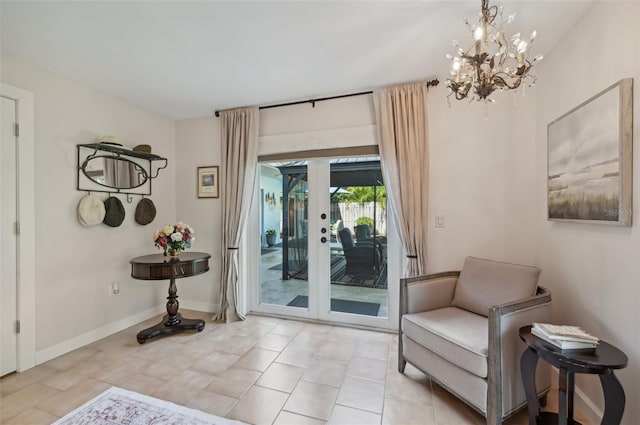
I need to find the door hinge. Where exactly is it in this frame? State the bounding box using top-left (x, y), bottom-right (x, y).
top-left (14, 123), bottom-right (20, 137)
top-left (15, 222), bottom-right (20, 235)
top-left (16, 320), bottom-right (20, 334)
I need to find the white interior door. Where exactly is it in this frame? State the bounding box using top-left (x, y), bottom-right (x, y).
top-left (1, 95), bottom-right (18, 376)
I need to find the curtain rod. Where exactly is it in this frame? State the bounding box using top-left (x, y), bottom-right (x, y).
top-left (214, 78), bottom-right (439, 117)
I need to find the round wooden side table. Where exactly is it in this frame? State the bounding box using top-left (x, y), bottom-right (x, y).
top-left (519, 325), bottom-right (627, 425)
top-left (130, 252), bottom-right (210, 343)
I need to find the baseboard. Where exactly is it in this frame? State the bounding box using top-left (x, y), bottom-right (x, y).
top-left (179, 300), bottom-right (217, 315)
top-left (550, 367), bottom-right (602, 424)
top-left (35, 304), bottom-right (165, 365)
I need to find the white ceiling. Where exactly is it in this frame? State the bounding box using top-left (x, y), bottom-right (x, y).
top-left (1, 1), bottom-right (593, 121)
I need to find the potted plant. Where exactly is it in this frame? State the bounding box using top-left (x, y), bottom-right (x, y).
top-left (265, 229), bottom-right (277, 247)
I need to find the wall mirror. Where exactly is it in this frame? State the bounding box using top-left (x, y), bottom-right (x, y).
top-left (76, 142), bottom-right (167, 196)
top-left (82, 155), bottom-right (148, 189)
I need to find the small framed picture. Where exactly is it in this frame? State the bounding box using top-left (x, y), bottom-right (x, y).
top-left (197, 166), bottom-right (219, 198)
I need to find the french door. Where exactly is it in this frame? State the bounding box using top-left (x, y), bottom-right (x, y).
top-left (252, 156), bottom-right (398, 330)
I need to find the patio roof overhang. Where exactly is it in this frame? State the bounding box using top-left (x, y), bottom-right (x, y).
top-left (277, 158), bottom-right (383, 188)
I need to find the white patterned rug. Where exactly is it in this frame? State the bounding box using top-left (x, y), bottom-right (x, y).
top-left (52, 386), bottom-right (246, 425)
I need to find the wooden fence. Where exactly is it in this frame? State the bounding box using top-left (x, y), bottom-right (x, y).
top-left (331, 202), bottom-right (387, 235)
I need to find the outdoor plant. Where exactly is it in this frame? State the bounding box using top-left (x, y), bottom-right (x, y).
top-left (356, 216), bottom-right (374, 231)
top-left (265, 229), bottom-right (277, 247)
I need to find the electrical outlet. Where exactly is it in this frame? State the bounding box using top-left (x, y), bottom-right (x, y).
top-left (112, 282), bottom-right (120, 295)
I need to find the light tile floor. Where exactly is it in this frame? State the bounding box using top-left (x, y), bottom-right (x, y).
top-left (0, 311), bottom-right (591, 425)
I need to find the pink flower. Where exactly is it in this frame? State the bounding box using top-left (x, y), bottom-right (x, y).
top-left (153, 223), bottom-right (195, 252)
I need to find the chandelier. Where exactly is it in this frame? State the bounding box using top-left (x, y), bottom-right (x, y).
top-left (445, 0), bottom-right (543, 103)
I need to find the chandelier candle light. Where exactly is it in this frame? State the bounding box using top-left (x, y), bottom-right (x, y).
top-left (446, 0), bottom-right (543, 103)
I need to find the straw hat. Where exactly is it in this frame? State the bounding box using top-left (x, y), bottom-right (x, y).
top-left (77, 194), bottom-right (106, 226)
top-left (99, 135), bottom-right (122, 146)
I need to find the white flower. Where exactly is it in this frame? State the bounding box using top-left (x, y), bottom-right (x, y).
top-left (170, 232), bottom-right (183, 242)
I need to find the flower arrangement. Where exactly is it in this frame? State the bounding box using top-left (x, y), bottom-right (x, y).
top-left (265, 229), bottom-right (276, 236)
top-left (153, 222), bottom-right (195, 256)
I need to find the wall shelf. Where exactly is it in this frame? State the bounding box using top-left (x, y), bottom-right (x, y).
top-left (76, 143), bottom-right (168, 197)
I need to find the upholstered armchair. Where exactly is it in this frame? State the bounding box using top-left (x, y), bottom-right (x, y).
top-left (399, 256), bottom-right (552, 425)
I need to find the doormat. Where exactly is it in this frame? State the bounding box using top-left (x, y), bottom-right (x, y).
top-left (52, 386), bottom-right (246, 425)
top-left (286, 295), bottom-right (380, 317)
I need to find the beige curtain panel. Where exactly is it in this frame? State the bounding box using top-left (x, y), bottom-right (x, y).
top-left (215, 107), bottom-right (259, 322)
top-left (373, 82), bottom-right (429, 277)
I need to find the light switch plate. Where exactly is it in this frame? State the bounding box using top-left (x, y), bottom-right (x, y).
top-left (435, 214), bottom-right (446, 228)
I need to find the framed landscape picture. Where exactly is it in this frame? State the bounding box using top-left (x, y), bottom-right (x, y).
top-left (197, 166), bottom-right (219, 198)
top-left (547, 78), bottom-right (633, 225)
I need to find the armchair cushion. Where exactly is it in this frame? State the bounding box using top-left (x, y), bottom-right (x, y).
top-left (451, 257), bottom-right (540, 317)
top-left (402, 307), bottom-right (488, 378)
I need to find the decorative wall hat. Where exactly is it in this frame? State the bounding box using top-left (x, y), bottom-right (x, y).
top-left (77, 194), bottom-right (106, 226)
top-left (134, 198), bottom-right (157, 225)
top-left (103, 196), bottom-right (126, 227)
top-left (99, 135), bottom-right (122, 146)
top-left (133, 144), bottom-right (152, 154)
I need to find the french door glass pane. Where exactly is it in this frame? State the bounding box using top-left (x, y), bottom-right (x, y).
top-left (259, 162), bottom-right (309, 308)
top-left (329, 158), bottom-right (388, 318)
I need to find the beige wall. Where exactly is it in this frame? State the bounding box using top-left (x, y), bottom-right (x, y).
top-left (174, 95), bottom-right (379, 310)
top-left (427, 85), bottom-right (537, 271)
top-left (174, 117), bottom-right (222, 312)
top-left (175, 83), bottom-right (538, 308)
top-left (1, 53), bottom-right (176, 356)
top-left (534, 2), bottom-right (640, 423)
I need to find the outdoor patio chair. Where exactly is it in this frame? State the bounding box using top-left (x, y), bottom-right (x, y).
top-left (355, 224), bottom-right (387, 245)
top-left (354, 224), bottom-right (371, 241)
top-left (338, 228), bottom-right (381, 277)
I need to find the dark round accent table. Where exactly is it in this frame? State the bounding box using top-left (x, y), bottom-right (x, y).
top-left (130, 252), bottom-right (211, 344)
top-left (519, 325), bottom-right (628, 425)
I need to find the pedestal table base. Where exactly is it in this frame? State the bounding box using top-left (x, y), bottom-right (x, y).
top-left (136, 313), bottom-right (204, 344)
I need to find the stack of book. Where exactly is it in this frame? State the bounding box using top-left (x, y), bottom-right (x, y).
top-left (531, 323), bottom-right (599, 350)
